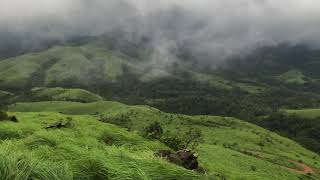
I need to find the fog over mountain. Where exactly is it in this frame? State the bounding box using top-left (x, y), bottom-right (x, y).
top-left (1, 0), bottom-right (320, 64)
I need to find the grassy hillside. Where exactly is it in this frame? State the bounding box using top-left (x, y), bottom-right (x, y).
top-left (7, 101), bottom-right (320, 179)
top-left (0, 90), bottom-right (14, 108)
top-left (0, 112), bottom-right (203, 180)
top-left (286, 109), bottom-right (320, 119)
top-left (29, 87), bottom-right (103, 103)
top-left (1, 40), bottom-right (320, 175)
top-left (0, 43), bottom-right (139, 90)
top-left (0, 90), bottom-right (13, 98)
top-left (1, 42), bottom-right (320, 119)
top-left (278, 70), bottom-right (307, 85)
top-left (0, 40), bottom-right (270, 95)
top-left (252, 110), bottom-right (320, 155)
top-left (1, 41), bottom-right (320, 117)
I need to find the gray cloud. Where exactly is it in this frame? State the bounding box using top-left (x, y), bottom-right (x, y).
top-left (0, 0), bottom-right (320, 65)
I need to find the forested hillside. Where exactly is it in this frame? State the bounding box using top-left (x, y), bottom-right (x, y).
top-left (1, 37), bottom-right (320, 155)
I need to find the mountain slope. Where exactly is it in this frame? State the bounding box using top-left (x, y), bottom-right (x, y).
top-left (1, 111), bottom-right (202, 180)
top-left (1, 40), bottom-right (320, 99)
top-left (7, 101), bottom-right (320, 179)
top-left (0, 42), bottom-right (140, 90)
top-left (1, 39), bottom-right (320, 157)
top-left (28, 87), bottom-right (104, 103)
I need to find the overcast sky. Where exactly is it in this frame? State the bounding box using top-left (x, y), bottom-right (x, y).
top-left (0, 0), bottom-right (320, 62)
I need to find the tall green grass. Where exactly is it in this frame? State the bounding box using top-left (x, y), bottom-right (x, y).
top-left (0, 112), bottom-right (205, 180)
top-left (5, 102), bottom-right (320, 179)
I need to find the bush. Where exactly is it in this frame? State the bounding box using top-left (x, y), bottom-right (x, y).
top-left (183, 128), bottom-right (203, 149)
top-left (161, 135), bottom-right (185, 151)
top-left (162, 128), bottom-right (204, 150)
top-left (0, 111), bottom-right (8, 120)
top-left (251, 165), bottom-right (257, 171)
top-left (142, 123), bottom-right (203, 150)
top-left (101, 132), bottom-right (125, 146)
top-left (100, 114), bottom-right (132, 129)
top-left (143, 121), bottom-right (163, 140)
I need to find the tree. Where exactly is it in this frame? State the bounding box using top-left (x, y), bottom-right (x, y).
top-left (183, 128), bottom-right (203, 149)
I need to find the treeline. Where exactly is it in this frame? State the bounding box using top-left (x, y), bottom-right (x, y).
top-left (144, 88), bottom-right (320, 120)
top-left (256, 112), bottom-right (320, 154)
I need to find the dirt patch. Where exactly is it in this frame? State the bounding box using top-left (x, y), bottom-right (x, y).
top-left (239, 149), bottom-right (315, 175)
top-left (282, 160), bottom-right (314, 175)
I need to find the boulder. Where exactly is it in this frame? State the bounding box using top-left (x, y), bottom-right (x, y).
top-left (157, 149), bottom-right (199, 170)
top-left (176, 150), bottom-right (199, 170)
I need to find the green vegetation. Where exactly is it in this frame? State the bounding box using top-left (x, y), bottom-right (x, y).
top-left (0, 90), bottom-right (14, 98)
top-left (278, 70), bottom-right (307, 85)
top-left (29, 87), bottom-right (103, 103)
top-left (143, 122), bottom-right (203, 150)
top-left (286, 109), bottom-right (320, 119)
top-left (6, 101), bottom-right (320, 179)
top-left (256, 111), bottom-right (320, 154)
top-left (1, 37), bottom-right (320, 179)
top-left (0, 111), bottom-right (203, 180)
top-left (0, 43), bottom-right (139, 90)
top-left (0, 90), bottom-right (14, 108)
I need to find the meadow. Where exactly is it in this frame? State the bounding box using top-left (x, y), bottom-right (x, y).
top-left (2, 101), bottom-right (319, 179)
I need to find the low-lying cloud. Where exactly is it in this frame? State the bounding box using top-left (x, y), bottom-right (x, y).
top-left (1, 0), bottom-right (320, 66)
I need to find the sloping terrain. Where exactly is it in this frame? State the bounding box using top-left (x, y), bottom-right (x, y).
top-left (0, 42), bottom-right (141, 90)
top-left (0, 90), bottom-right (14, 108)
top-left (0, 90), bottom-right (13, 98)
top-left (252, 110), bottom-right (320, 155)
top-left (278, 70), bottom-right (308, 85)
top-left (286, 109), bottom-right (320, 119)
top-left (0, 112), bottom-right (202, 180)
top-left (28, 87), bottom-right (104, 103)
top-left (6, 101), bottom-right (320, 179)
top-left (0, 40), bottom-right (269, 95)
top-left (1, 38), bottom-right (320, 173)
top-left (3, 40), bottom-right (320, 95)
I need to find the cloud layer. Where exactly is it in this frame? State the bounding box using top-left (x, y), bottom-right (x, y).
top-left (1, 0), bottom-right (320, 64)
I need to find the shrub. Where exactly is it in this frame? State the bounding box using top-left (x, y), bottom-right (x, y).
top-left (0, 111), bottom-right (8, 120)
top-left (161, 135), bottom-right (185, 151)
top-left (257, 141), bottom-right (265, 147)
top-left (100, 114), bottom-right (132, 129)
top-left (143, 121), bottom-right (163, 140)
top-left (101, 132), bottom-right (123, 146)
top-left (183, 128), bottom-right (203, 149)
top-left (251, 165), bottom-right (257, 171)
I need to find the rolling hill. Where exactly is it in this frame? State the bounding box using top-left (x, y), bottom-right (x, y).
top-left (4, 101), bottom-right (320, 180)
top-left (28, 87), bottom-right (104, 103)
top-left (0, 42), bottom-right (138, 90)
top-left (1, 36), bottom-right (320, 179)
top-left (286, 109), bottom-right (320, 119)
